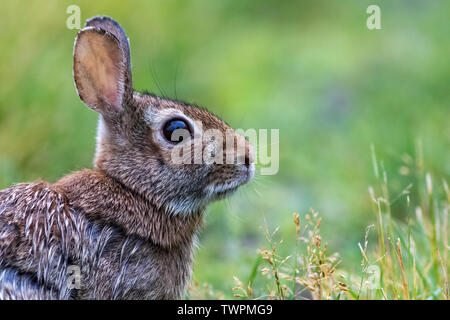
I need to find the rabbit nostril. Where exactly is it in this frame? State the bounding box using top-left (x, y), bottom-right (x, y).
top-left (244, 154), bottom-right (251, 168)
top-left (245, 154), bottom-right (252, 169)
top-left (243, 143), bottom-right (254, 169)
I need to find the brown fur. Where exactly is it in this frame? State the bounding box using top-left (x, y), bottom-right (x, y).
top-left (0, 16), bottom-right (254, 299)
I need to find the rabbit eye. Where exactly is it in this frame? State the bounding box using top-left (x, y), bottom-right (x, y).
top-left (162, 118), bottom-right (192, 143)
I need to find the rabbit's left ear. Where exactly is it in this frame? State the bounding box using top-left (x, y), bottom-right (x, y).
top-left (73, 16), bottom-right (132, 117)
top-left (84, 16), bottom-right (131, 68)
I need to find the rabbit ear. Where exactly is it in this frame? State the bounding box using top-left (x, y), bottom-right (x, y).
top-left (73, 24), bottom-right (132, 117)
top-left (84, 16), bottom-right (131, 66)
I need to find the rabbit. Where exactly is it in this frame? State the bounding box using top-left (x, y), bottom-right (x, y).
top-left (0, 16), bottom-right (255, 300)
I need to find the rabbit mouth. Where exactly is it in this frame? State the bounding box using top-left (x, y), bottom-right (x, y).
top-left (216, 187), bottom-right (238, 197)
top-left (207, 164), bottom-right (255, 200)
top-left (211, 185), bottom-right (240, 200)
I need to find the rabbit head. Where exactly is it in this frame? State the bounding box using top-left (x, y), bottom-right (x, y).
top-left (73, 16), bottom-right (255, 216)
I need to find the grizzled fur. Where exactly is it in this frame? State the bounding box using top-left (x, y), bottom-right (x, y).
top-left (0, 177), bottom-right (198, 299)
top-left (0, 16), bottom-right (254, 299)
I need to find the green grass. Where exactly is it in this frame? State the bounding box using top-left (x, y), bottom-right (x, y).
top-left (190, 147), bottom-right (449, 300)
top-left (0, 1), bottom-right (449, 299)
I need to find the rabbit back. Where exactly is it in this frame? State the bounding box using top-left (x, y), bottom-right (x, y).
top-left (0, 180), bottom-right (193, 299)
top-left (0, 182), bottom-right (76, 299)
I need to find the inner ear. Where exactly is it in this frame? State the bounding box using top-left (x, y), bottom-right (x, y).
top-left (73, 27), bottom-right (132, 116)
top-left (84, 16), bottom-right (131, 65)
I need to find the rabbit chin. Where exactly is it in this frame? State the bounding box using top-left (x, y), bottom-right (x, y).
top-left (151, 164), bottom-right (255, 217)
top-left (206, 163), bottom-right (255, 201)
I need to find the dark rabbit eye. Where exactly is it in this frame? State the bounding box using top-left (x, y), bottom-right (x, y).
top-left (162, 119), bottom-right (192, 143)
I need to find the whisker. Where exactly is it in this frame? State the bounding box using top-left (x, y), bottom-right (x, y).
top-left (173, 59), bottom-right (180, 100)
top-left (149, 62), bottom-right (167, 98)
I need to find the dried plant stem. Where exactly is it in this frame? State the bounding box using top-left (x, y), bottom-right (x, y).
top-left (436, 249), bottom-right (448, 300)
top-left (396, 238), bottom-right (410, 300)
top-left (426, 174), bottom-right (439, 280)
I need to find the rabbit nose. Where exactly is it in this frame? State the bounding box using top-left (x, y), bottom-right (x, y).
top-left (245, 143), bottom-right (255, 168)
top-left (245, 154), bottom-right (250, 168)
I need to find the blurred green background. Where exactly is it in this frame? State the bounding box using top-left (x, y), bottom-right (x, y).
top-left (0, 1), bottom-right (449, 297)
